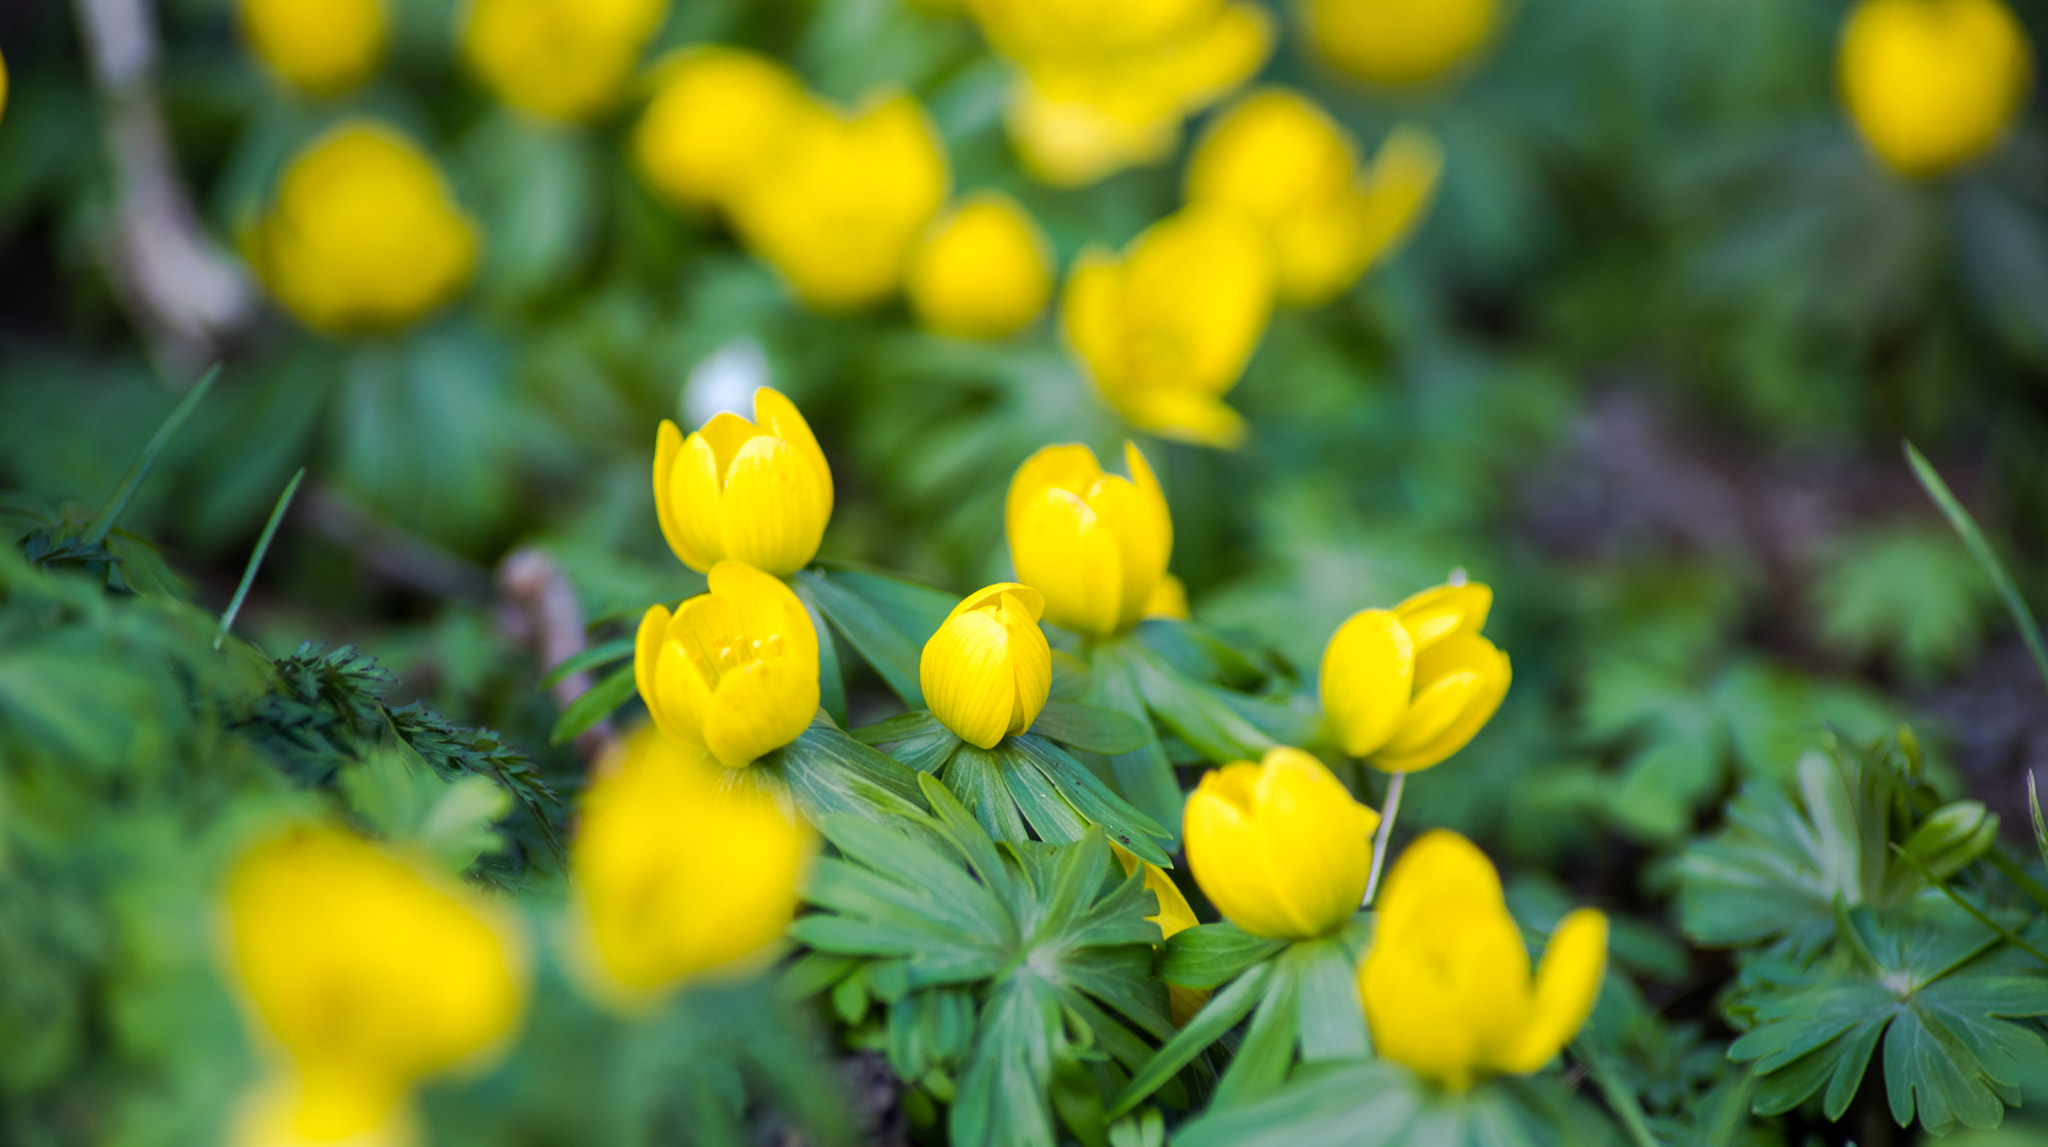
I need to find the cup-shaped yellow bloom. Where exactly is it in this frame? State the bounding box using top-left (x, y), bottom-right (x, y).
top-left (635, 560), bottom-right (821, 769)
top-left (239, 0), bottom-right (385, 96)
top-left (1359, 831), bottom-right (1607, 1089)
top-left (247, 122), bottom-right (479, 336)
top-left (1306, 0), bottom-right (1499, 88)
top-left (1063, 208), bottom-right (1274, 448)
top-left (653, 386), bottom-right (833, 576)
top-left (460, 0), bottom-right (668, 122)
top-left (922, 583), bottom-right (1052, 749)
top-left (1839, 0), bottom-right (2032, 178)
top-left (1183, 747), bottom-right (1381, 939)
top-left (632, 48), bottom-right (808, 213)
top-left (570, 725), bottom-right (814, 1006)
top-left (1321, 581), bottom-right (1510, 774)
top-left (1005, 440), bottom-right (1173, 638)
top-left (908, 192), bottom-right (1054, 339)
top-left (1112, 842), bottom-right (1208, 1024)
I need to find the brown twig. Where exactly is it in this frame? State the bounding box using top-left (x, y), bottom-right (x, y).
top-left (496, 547), bottom-right (615, 767)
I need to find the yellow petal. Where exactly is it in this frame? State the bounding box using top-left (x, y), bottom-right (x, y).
top-left (1182, 751), bottom-right (1375, 939)
top-left (1010, 488), bottom-right (1125, 637)
top-left (1391, 581), bottom-right (1492, 651)
top-left (1306, 0), bottom-right (1500, 88)
top-left (908, 190), bottom-right (1055, 339)
top-left (1114, 388), bottom-right (1249, 449)
top-left (1498, 909), bottom-right (1608, 1074)
top-left (1061, 249), bottom-right (1129, 387)
top-left (922, 609), bottom-right (1019, 749)
top-left (707, 560), bottom-right (820, 670)
top-left (751, 387), bottom-right (834, 528)
top-left (1319, 609), bottom-right (1415, 758)
top-left (1006, 442), bottom-right (1107, 531)
top-left (1145, 572), bottom-right (1190, 619)
top-left (1372, 633), bottom-right (1509, 773)
top-left (999, 591), bottom-right (1053, 735)
top-left (631, 47), bottom-right (807, 211)
top-left (702, 656), bottom-right (819, 767)
top-left (719, 436), bottom-right (826, 575)
top-left (662, 430), bottom-right (728, 572)
top-left (1839, 0), bottom-right (2033, 178)
top-left (1183, 769), bottom-right (1298, 938)
top-left (653, 639), bottom-right (713, 751)
top-left (635, 603), bottom-right (671, 728)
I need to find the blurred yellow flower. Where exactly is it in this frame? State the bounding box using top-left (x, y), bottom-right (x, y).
top-left (1143, 572), bottom-right (1189, 620)
top-left (635, 560), bottom-right (821, 769)
top-left (922, 582), bottom-right (1052, 748)
top-left (1321, 581), bottom-right (1509, 774)
top-left (1839, 0), bottom-right (2032, 178)
top-left (0, 47), bottom-right (8, 125)
top-left (247, 122), bottom-right (478, 336)
top-left (1111, 842), bottom-right (1208, 1025)
top-left (632, 47), bottom-right (808, 213)
top-left (570, 725), bottom-right (814, 1006)
top-left (1305, 0), bottom-right (1499, 88)
top-left (908, 192), bottom-right (1054, 340)
top-left (653, 386), bottom-right (833, 576)
top-left (1183, 746), bottom-right (1380, 939)
top-left (969, 0), bottom-right (1221, 59)
top-left (239, 0), bottom-right (386, 96)
top-left (1187, 89), bottom-right (1442, 305)
top-left (460, 0), bottom-right (668, 122)
top-left (1358, 830), bottom-right (1607, 1089)
top-left (1005, 440), bottom-right (1173, 638)
top-left (1063, 208), bottom-right (1274, 448)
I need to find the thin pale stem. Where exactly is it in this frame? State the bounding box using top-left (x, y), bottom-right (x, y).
top-left (1891, 844), bottom-right (2048, 971)
top-left (1362, 771), bottom-right (1406, 908)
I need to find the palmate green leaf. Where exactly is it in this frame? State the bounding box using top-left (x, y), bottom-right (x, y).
top-left (1006, 735), bottom-right (1173, 867)
top-left (1172, 1061), bottom-right (1606, 1147)
top-left (1085, 643), bottom-right (1185, 841)
top-left (1811, 523), bottom-right (1994, 681)
top-left (764, 720), bottom-right (931, 826)
top-left (793, 568), bottom-right (927, 708)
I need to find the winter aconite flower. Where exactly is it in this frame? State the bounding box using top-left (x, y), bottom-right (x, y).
top-left (908, 191), bottom-right (1054, 340)
top-left (1358, 831), bottom-right (1607, 1089)
top-left (635, 560), bottom-right (821, 770)
top-left (223, 826), bottom-right (526, 1147)
top-left (461, 0), bottom-right (669, 122)
top-left (1183, 747), bottom-right (1381, 939)
top-left (632, 47), bottom-right (808, 213)
top-left (1063, 208), bottom-right (1274, 448)
top-left (921, 583), bottom-right (1053, 749)
top-left (247, 122), bottom-right (479, 336)
top-left (1305, 0), bottom-right (1500, 88)
top-left (1320, 581), bottom-right (1510, 773)
top-left (239, 0), bottom-right (386, 96)
top-left (1187, 89), bottom-right (1441, 306)
top-left (1005, 440), bottom-right (1174, 639)
top-left (653, 386), bottom-right (833, 576)
top-left (1839, 0), bottom-right (2032, 178)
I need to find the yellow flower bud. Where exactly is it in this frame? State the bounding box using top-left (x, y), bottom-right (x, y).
top-left (1005, 440), bottom-right (1174, 638)
top-left (569, 725), bottom-right (815, 1006)
top-left (1305, 0), bottom-right (1500, 88)
top-left (238, 0), bottom-right (386, 96)
top-left (908, 192), bottom-right (1054, 340)
top-left (652, 386), bottom-right (834, 576)
top-left (1183, 747), bottom-right (1381, 939)
top-left (460, 0), bottom-right (668, 122)
top-left (1839, 0), bottom-right (2032, 178)
top-left (1062, 207), bottom-right (1274, 448)
top-left (1359, 830), bottom-right (1607, 1089)
top-left (247, 122), bottom-right (479, 336)
top-left (921, 583), bottom-right (1053, 748)
top-left (1320, 581), bottom-right (1510, 773)
top-left (635, 560), bottom-right (821, 769)
top-left (632, 47), bottom-right (808, 213)
top-left (1111, 842), bottom-right (1209, 1024)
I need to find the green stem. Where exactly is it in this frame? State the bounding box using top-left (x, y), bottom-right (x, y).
top-left (84, 365), bottom-right (219, 549)
top-left (1571, 1036), bottom-right (1660, 1147)
top-left (1362, 771), bottom-right (1405, 908)
top-left (1891, 844), bottom-right (2048, 971)
top-left (1905, 442), bottom-right (2048, 699)
top-left (214, 469), bottom-right (304, 651)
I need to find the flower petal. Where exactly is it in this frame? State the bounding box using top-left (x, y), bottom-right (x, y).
top-left (1319, 609), bottom-right (1415, 758)
top-left (1392, 582), bottom-right (1492, 651)
top-left (1006, 443), bottom-right (1106, 530)
top-left (752, 386), bottom-right (834, 525)
top-left (1010, 487), bottom-right (1124, 637)
top-left (1372, 633), bottom-right (1509, 773)
top-left (921, 609), bottom-right (1017, 749)
top-left (719, 436), bottom-right (827, 575)
top-left (701, 656), bottom-right (818, 767)
top-left (662, 431), bottom-right (727, 572)
top-left (1498, 909), bottom-right (1608, 1075)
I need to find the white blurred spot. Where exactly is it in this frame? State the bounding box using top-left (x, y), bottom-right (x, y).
top-left (683, 337), bottom-right (770, 427)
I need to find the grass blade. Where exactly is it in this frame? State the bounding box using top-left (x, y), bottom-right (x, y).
top-left (84, 364), bottom-right (220, 548)
top-left (215, 469), bottom-right (304, 651)
top-left (1905, 441), bottom-right (2048, 698)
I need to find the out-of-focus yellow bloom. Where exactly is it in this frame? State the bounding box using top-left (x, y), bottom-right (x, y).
top-left (1063, 208), bottom-right (1274, 448)
top-left (247, 122), bottom-right (478, 336)
top-left (1111, 842), bottom-right (1208, 1025)
top-left (1839, 0), bottom-right (2032, 178)
top-left (969, 0), bottom-right (1219, 59)
top-left (0, 47), bottom-right (8, 125)
top-left (1183, 747), bottom-right (1380, 939)
top-left (1144, 573), bottom-right (1189, 620)
top-left (1320, 582), bottom-right (1510, 773)
top-left (635, 560), bottom-right (821, 769)
top-left (1305, 0), bottom-right (1499, 88)
top-left (1005, 440), bottom-right (1173, 638)
top-left (239, 0), bottom-right (386, 96)
top-left (1187, 89), bottom-right (1442, 305)
top-left (1358, 830), bottom-right (1607, 1089)
top-left (728, 91), bottom-right (950, 311)
top-left (460, 0), bottom-right (668, 122)
top-left (653, 386), bottom-right (833, 576)
top-left (223, 826), bottom-right (526, 1146)
top-left (907, 192), bottom-right (1054, 340)
top-left (921, 583), bottom-right (1052, 749)
top-left (570, 725), bottom-right (814, 1006)
top-left (632, 47), bottom-right (808, 213)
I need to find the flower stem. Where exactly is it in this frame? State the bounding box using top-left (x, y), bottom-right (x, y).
top-left (1362, 771), bottom-right (1406, 908)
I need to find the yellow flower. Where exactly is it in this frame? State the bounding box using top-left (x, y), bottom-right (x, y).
top-left (1143, 572), bottom-right (1189, 620)
top-left (239, 0), bottom-right (386, 96)
top-left (1358, 830), bottom-right (1607, 1089)
top-left (1305, 0), bottom-right (1500, 88)
top-left (1183, 747), bottom-right (1381, 939)
top-left (460, 0), bottom-right (668, 122)
top-left (652, 386), bottom-right (833, 576)
top-left (1838, 0), bottom-right (2032, 178)
top-left (0, 46), bottom-right (8, 125)
top-left (246, 122), bottom-right (479, 336)
top-left (1111, 842), bottom-right (1209, 1025)
top-left (635, 560), bottom-right (821, 769)
top-left (968, 0), bottom-right (1222, 60)
top-left (631, 47), bottom-right (808, 213)
top-left (1005, 440), bottom-right (1174, 638)
top-left (728, 91), bottom-right (951, 311)
top-left (1187, 89), bottom-right (1442, 305)
top-left (907, 192), bottom-right (1054, 339)
top-left (1063, 207), bottom-right (1274, 448)
top-left (1320, 581), bottom-right (1510, 774)
top-left (921, 583), bottom-right (1052, 749)
top-left (569, 725), bottom-right (814, 1006)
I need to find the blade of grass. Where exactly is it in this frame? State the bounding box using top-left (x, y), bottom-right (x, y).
top-left (1905, 442), bottom-right (2048, 698)
top-left (2031, 772), bottom-right (2048, 875)
top-left (1570, 1035), bottom-right (1661, 1147)
top-left (84, 364), bottom-right (220, 548)
top-left (214, 469), bottom-right (304, 651)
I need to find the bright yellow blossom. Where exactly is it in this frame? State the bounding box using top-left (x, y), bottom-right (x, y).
top-left (635, 560), bottom-right (821, 769)
top-left (1839, 0), bottom-right (2032, 178)
top-left (1359, 831), bottom-right (1607, 1089)
top-left (632, 47), bottom-right (808, 213)
top-left (238, 0), bottom-right (386, 96)
top-left (1112, 842), bottom-right (1208, 1025)
top-left (1305, 0), bottom-right (1499, 88)
top-left (247, 122), bottom-right (478, 336)
top-left (1183, 747), bottom-right (1381, 939)
top-left (1005, 440), bottom-right (1173, 638)
top-left (921, 583), bottom-right (1052, 749)
top-left (460, 0), bottom-right (669, 122)
top-left (1063, 208), bottom-right (1274, 448)
top-left (908, 192), bottom-right (1054, 340)
top-left (1320, 581), bottom-right (1510, 773)
top-left (653, 386), bottom-right (833, 576)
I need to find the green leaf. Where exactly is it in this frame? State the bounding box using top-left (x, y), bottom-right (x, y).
top-left (1811, 523), bottom-right (1994, 681)
top-left (806, 594), bottom-right (850, 728)
top-left (1108, 962), bottom-right (1274, 1119)
top-left (1906, 442), bottom-right (2048, 698)
top-left (83, 365), bottom-right (219, 548)
top-left (537, 636), bottom-right (634, 689)
top-left (548, 663), bottom-right (636, 746)
top-left (1209, 957), bottom-right (1300, 1110)
top-left (1158, 924), bottom-right (1288, 990)
top-left (1174, 1063), bottom-right (1586, 1147)
top-left (215, 469), bottom-right (304, 651)
top-left (1029, 701), bottom-right (1149, 755)
top-left (767, 720), bottom-right (931, 826)
top-left (795, 568), bottom-right (926, 707)
top-left (1122, 642), bottom-right (1275, 764)
top-left (1291, 936), bottom-right (1369, 1062)
top-left (1084, 644), bottom-right (1183, 847)
top-left (947, 744), bottom-right (1031, 843)
top-left (1007, 735), bottom-right (1173, 867)
top-left (851, 710), bottom-right (963, 774)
